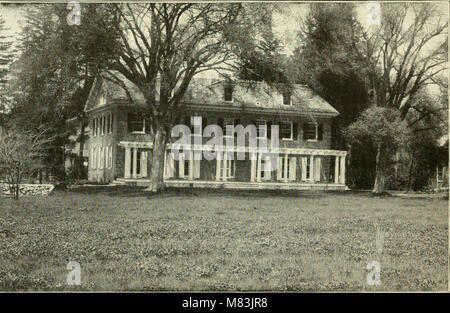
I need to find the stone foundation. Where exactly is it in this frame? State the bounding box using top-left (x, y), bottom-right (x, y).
top-left (0, 183), bottom-right (55, 196)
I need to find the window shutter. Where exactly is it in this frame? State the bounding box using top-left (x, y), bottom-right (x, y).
top-left (267, 121), bottom-right (272, 139)
top-left (303, 123), bottom-right (308, 140)
top-left (110, 113), bottom-right (113, 134)
top-left (318, 123), bottom-right (323, 141)
top-left (202, 117), bottom-right (207, 133)
top-left (145, 117), bottom-right (151, 134)
top-left (184, 116), bottom-right (191, 131)
top-left (218, 117), bottom-right (224, 129)
top-left (278, 122), bottom-right (282, 140)
top-left (127, 113), bottom-right (133, 132)
top-left (293, 122), bottom-right (298, 140)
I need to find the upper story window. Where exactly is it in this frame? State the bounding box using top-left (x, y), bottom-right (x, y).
top-left (224, 83), bottom-right (233, 102)
top-left (224, 117), bottom-right (234, 137)
top-left (92, 118), bottom-right (97, 137)
top-left (283, 90), bottom-right (291, 105)
top-left (281, 121), bottom-right (293, 140)
top-left (304, 123), bottom-right (323, 141)
top-left (257, 119), bottom-right (267, 138)
top-left (128, 113), bottom-right (145, 133)
top-left (101, 114), bottom-right (106, 135)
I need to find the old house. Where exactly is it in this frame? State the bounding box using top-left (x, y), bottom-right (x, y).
top-left (84, 72), bottom-right (348, 190)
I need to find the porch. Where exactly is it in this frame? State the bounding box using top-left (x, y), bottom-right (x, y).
top-left (116, 141), bottom-right (348, 190)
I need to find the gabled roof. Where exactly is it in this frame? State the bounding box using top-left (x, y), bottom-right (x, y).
top-left (84, 71), bottom-right (339, 117)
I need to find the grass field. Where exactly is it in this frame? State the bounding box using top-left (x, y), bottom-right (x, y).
top-left (0, 187), bottom-right (447, 291)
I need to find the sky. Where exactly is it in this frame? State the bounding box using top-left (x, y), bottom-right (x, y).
top-left (0, 2), bottom-right (447, 92)
top-left (0, 2), bottom-right (384, 53)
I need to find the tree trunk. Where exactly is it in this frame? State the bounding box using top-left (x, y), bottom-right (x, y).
top-left (372, 141), bottom-right (386, 195)
top-left (14, 182), bottom-right (19, 200)
top-left (145, 122), bottom-right (167, 193)
top-left (78, 118), bottom-right (86, 179)
top-left (406, 157), bottom-right (414, 192)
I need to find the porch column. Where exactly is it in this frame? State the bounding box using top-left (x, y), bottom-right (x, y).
top-left (256, 153), bottom-right (262, 182)
top-left (309, 155), bottom-right (315, 183)
top-left (222, 151), bottom-right (228, 182)
top-left (132, 147), bottom-right (138, 178)
top-left (163, 150), bottom-right (168, 179)
top-left (124, 147), bottom-right (131, 179)
top-left (283, 153), bottom-right (288, 183)
top-left (340, 155), bottom-right (346, 184)
top-left (250, 153), bottom-right (256, 182)
top-left (189, 149), bottom-right (194, 180)
top-left (334, 155), bottom-right (339, 184)
top-left (216, 153), bottom-right (222, 181)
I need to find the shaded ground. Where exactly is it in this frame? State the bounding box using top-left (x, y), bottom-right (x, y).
top-left (0, 188), bottom-right (447, 291)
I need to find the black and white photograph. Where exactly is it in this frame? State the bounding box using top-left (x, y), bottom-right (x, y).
top-left (0, 0), bottom-right (448, 297)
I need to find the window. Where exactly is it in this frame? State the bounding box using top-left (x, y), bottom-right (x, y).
top-left (108, 146), bottom-right (113, 169)
top-left (128, 113), bottom-right (145, 133)
top-left (184, 160), bottom-right (190, 177)
top-left (102, 115), bottom-right (106, 135)
top-left (224, 117), bottom-right (234, 138)
top-left (257, 119), bottom-right (267, 138)
top-left (110, 113), bottom-right (113, 134)
top-left (225, 159), bottom-right (235, 178)
top-left (191, 116), bottom-right (202, 136)
top-left (99, 115), bottom-right (103, 136)
top-left (283, 90), bottom-right (291, 105)
top-left (306, 158), bottom-right (310, 179)
top-left (260, 157), bottom-right (271, 180)
top-left (224, 83), bottom-right (233, 102)
top-left (306, 123), bottom-right (318, 141)
top-left (106, 114), bottom-right (110, 134)
top-left (281, 122), bottom-right (293, 140)
top-left (281, 158), bottom-right (290, 180)
top-left (92, 118), bottom-right (97, 137)
top-left (91, 148), bottom-right (96, 169)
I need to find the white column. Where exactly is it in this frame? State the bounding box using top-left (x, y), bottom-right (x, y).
top-left (256, 153), bottom-right (262, 182)
top-left (301, 156), bottom-right (307, 181)
top-left (334, 155), bottom-right (339, 184)
top-left (141, 151), bottom-right (147, 178)
top-left (124, 147), bottom-right (131, 179)
top-left (163, 150), bottom-right (168, 179)
top-left (132, 147), bottom-right (138, 178)
top-left (222, 151), bottom-right (228, 182)
top-left (216, 153), bottom-right (222, 181)
top-left (189, 150), bottom-right (194, 180)
top-left (283, 154), bottom-right (288, 183)
top-left (340, 155), bottom-right (346, 184)
top-left (309, 155), bottom-right (314, 183)
top-left (250, 154), bottom-right (256, 182)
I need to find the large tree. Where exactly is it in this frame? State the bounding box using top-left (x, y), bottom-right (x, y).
top-left (355, 3), bottom-right (448, 194)
top-left (97, 3), bottom-right (270, 192)
top-left (292, 3), bottom-right (370, 150)
top-left (0, 13), bottom-right (15, 126)
top-left (10, 4), bottom-right (118, 181)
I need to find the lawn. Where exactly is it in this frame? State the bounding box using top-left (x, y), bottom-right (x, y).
top-left (0, 187), bottom-right (447, 291)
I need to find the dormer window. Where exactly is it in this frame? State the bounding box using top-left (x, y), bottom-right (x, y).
top-left (224, 83), bottom-right (233, 102)
top-left (283, 90), bottom-right (291, 105)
